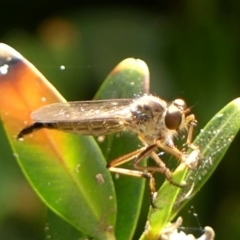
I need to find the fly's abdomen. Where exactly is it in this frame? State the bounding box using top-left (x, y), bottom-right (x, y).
top-left (55, 119), bottom-right (126, 136)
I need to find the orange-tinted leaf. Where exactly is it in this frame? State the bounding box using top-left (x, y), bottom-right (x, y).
top-left (0, 43), bottom-right (116, 240)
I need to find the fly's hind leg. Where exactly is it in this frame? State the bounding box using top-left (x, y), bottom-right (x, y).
top-left (108, 166), bottom-right (156, 207)
top-left (106, 145), bottom-right (158, 207)
top-left (107, 144), bottom-right (186, 207)
top-left (132, 147), bottom-right (186, 188)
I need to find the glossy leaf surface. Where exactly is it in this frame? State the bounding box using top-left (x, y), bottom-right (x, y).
top-left (94, 58), bottom-right (150, 240)
top-left (0, 44), bottom-right (116, 240)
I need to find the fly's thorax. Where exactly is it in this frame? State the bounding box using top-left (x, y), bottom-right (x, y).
top-left (128, 95), bottom-right (188, 144)
top-left (130, 95), bottom-right (166, 117)
top-left (129, 95), bottom-right (172, 141)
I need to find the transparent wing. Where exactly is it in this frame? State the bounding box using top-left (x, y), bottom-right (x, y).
top-left (31, 99), bottom-right (135, 136)
top-left (31, 99), bottom-right (133, 123)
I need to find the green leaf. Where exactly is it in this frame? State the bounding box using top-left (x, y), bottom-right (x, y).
top-left (140, 98), bottom-right (240, 239)
top-left (95, 58), bottom-right (150, 240)
top-left (173, 97), bottom-right (240, 216)
top-left (45, 210), bottom-right (90, 240)
top-left (0, 43), bottom-right (116, 240)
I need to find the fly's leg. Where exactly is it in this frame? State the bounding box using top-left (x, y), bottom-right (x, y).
top-left (109, 166), bottom-right (156, 207)
top-left (156, 132), bottom-right (200, 171)
top-left (156, 141), bottom-right (195, 170)
top-left (184, 114), bottom-right (198, 149)
top-left (107, 146), bottom-right (157, 207)
top-left (156, 141), bottom-right (184, 161)
top-left (106, 146), bottom-right (150, 167)
top-left (182, 113), bottom-right (201, 168)
top-left (184, 114), bottom-right (201, 169)
top-left (107, 144), bottom-right (186, 207)
top-left (132, 147), bottom-right (186, 188)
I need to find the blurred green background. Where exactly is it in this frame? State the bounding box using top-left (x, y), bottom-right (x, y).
top-left (1, 1), bottom-right (240, 239)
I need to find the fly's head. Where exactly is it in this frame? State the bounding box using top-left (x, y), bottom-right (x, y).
top-left (130, 96), bottom-right (196, 146)
top-left (165, 99), bottom-right (190, 133)
top-left (163, 99), bottom-right (197, 154)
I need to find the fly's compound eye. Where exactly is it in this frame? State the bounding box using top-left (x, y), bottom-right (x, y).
top-left (173, 99), bottom-right (187, 111)
top-left (165, 105), bottom-right (182, 130)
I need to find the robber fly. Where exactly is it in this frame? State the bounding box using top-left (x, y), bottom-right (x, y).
top-left (17, 94), bottom-right (197, 203)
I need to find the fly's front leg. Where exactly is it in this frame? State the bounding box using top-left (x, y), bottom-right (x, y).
top-left (183, 113), bottom-right (201, 169)
top-left (106, 145), bottom-right (158, 207)
top-left (156, 141), bottom-right (198, 170)
top-left (106, 146), bottom-right (148, 167)
top-left (184, 114), bottom-right (198, 150)
top-left (157, 141), bottom-right (185, 162)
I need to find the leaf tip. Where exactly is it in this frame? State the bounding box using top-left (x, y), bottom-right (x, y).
top-left (108, 58), bottom-right (148, 79)
top-left (0, 43), bottom-right (23, 67)
top-left (233, 97), bottom-right (240, 108)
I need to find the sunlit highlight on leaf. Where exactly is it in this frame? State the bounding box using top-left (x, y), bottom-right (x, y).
top-left (0, 43), bottom-right (116, 240)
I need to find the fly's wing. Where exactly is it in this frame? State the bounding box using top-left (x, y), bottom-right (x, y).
top-left (31, 99), bottom-right (134, 136)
